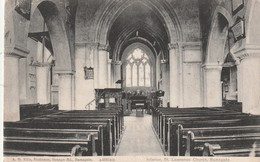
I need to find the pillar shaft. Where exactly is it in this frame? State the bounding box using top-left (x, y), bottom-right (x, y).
top-left (107, 59), bottom-right (112, 88)
top-left (240, 57), bottom-right (260, 114)
top-left (98, 50), bottom-right (108, 89)
top-left (36, 65), bottom-right (50, 104)
top-left (234, 45), bottom-right (260, 115)
top-left (114, 61), bottom-right (121, 88)
top-left (161, 62), bottom-right (170, 107)
top-left (237, 62), bottom-right (243, 102)
top-left (203, 64), bottom-right (222, 107)
top-left (4, 45), bottom-right (29, 121)
top-left (4, 56), bottom-right (20, 121)
top-left (169, 44), bottom-right (179, 107)
top-left (58, 73), bottom-right (73, 110)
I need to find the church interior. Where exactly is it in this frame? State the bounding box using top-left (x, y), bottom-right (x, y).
top-left (2, 0), bottom-right (260, 157)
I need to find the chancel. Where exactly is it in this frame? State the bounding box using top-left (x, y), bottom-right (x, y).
top-left (2, 0), bottom-right (260, 157)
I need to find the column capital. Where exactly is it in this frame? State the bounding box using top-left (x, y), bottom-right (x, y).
top-left (168, 43), bottom-right (178, 50)
top-left (76, 42), bottom-right (99, 48)
top-left (180, 42), bottom-right (201, 50)
top-left (108, 59), bottom-right (112, 64)
top-left (31, 62), bottom-right (52, 67)
top-left (5, 45), bottom-right (30, 58)
top-left (168, 42), bottom-right (202, 50)
top-left (98, 43), bottom-right (111, 52)
top-left (114, 60), bottom-right (122, 65)
top-left (55, 70), bottom-right (75, 75)
top-left (202, 63), bottom-right (222, 71)
top-left (233, 44), bottom-right (260, 60)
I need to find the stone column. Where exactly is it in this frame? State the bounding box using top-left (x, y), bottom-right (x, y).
top-left (161, 62), bottom-right (170, 107)
top-left (202, 64), bottom-right (222, 107)
top-left (4, 46), bottom-right (29, 121)
top-left (36, 64), bottom-right (50, 104)
top-left (58, 72), bottom-right (73, 110)
top-left (98, 44), bottom-right (109, 89)
top-left (107, 59), bottom-right (112, 88)
top-left (236, 61), bottom-right (243, 102)
top-left (168, 43), bottom-right (179, 107)
top-left (114, 61), bottom-right (121, 88)
top-left (234, 46), bottom-right (260, 115)
top-left (178, 43), bottom-right (184, 107)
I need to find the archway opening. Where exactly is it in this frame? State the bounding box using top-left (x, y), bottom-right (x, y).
top-left (107, 2), bottom-right (172, 113)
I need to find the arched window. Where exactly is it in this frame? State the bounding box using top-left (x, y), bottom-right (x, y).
top-left (125, 48), bottom-right (151, 87)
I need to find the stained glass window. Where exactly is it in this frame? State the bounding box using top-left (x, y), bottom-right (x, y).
top-left (125, 48), bottom-right (151, 87)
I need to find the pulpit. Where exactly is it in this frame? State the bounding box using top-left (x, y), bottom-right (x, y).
top-left (95, 88), bottom-right (122, 110)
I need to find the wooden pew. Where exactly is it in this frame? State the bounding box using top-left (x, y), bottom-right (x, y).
top-left (20, 103), bottom-right (60, 120)
top-left (7, 119), bottom-right (114, 155)
top-left (30, 116), bottom-right (119, 151)
top-left (23, 108), bottom-right (123, 154)
top-left (43, 112), bottom-right (123, 140)
top-left (27, 109), bottom-right (123, 144)
top-left (154, 109), bottom-right (247, 150)
top-left (4, 108), bottom-right (123, 156)
top-left (159, 111), bottom-right (245, 141)
top-left (162, 113), bottom-right (251, 147)
top-left (167, 116), bottom-right (260, 156)
top-left (151, 106), bottom-right (260, 157)
top-left (152, 107), bottom-right (232, 136)
top-left (184, 126), bottom-right (260, 156)
top-left (202, 142), bottom-right (260, 157)
top-left (4, 128), bottom-right (96, 156)
top-left (4, 121), bottom-right (108, 155)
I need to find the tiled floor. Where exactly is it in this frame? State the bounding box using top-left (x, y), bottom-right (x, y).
top-left (116, 113), bottom-right (164, 156)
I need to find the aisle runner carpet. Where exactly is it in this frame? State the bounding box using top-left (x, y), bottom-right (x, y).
top-left (116, 114), bottom-right (164, 156)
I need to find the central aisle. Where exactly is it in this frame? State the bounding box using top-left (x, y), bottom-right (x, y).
top-left (116, 113), bottom-right (164, 156)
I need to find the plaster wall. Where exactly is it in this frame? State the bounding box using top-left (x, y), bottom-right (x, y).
top-left (75, 44), bottom-right (96, 110)
top-left (182, 47), bottom-right (202, 107)
top-left (183, 63), bottom-right (202, 107)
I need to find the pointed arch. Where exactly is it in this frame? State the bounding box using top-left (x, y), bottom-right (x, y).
top-left (30, 0), bottom-right (73, 72)
top-left (205, 6), bottom-right (234, 64)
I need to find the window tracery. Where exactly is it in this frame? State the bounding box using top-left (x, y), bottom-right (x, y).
top-left (125, 48), bottom-right (151, 87)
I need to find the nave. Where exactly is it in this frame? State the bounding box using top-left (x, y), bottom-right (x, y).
top-left (4, 105), bottom-right (260, 157)
top-left (3, 0), bottom-right (260, 159)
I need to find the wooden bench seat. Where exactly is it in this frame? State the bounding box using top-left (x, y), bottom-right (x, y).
top-left (4, 132), bottom-right (96, 156)
top-left (203, 142), bottom-right (260, 157)
top-left (5, 120), bottom-right (112, 156)
top-left (4, 108), bottom-right (124, 156)
top-left (27, 117), bottom-right (119, 150)
top-left (158, 113), bottom-right (248, 140)
top-left (151, 106), bottom-right (260, 157)
top-left (185, 127), bottom-right (260, 156)
top-left (34, 114), bottom-right (122, 139)
top-left (20, 103), bottom-right (60, 120)
top-left (158, 113), bottom-right (252, 149)
top-left (167, 117), bottom-right (260, 156)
